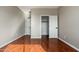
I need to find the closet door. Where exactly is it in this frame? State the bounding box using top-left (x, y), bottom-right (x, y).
top-left (49, 16), bottom-right (58, 38)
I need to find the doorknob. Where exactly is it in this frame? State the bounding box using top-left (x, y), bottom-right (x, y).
top-left (56, 27), bottom-right (58, 29)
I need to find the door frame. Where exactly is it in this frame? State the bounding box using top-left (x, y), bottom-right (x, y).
top-left (41, 15), bottom-right (49, 36)
top-left (40, 15), bottom-right (58, 38)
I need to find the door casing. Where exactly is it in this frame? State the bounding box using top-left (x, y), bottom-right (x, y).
top-left (40, 15), bottom-right (58, 38)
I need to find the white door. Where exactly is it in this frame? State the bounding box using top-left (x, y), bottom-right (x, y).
top-left (49, 16), bottom-right (58, 38)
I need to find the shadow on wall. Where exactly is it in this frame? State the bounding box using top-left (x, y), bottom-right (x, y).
top-left (15, 19), bottom-right (25, 37)
top-left (0, 6), bottom-right (25, 48)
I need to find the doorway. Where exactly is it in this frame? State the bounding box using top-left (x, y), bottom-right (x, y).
top-left (41, 16), bottom-right (49, 51)
top-left (41, 16), bottom-right (49, 37)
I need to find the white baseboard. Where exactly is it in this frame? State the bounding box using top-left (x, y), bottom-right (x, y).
top-left (59, 38), bottom-right (79, 51)
top-left (0, 35), bottom-right (24, 48)
top-left (31, 36), bottom-right (41, 39)
top-left (31, 38), bottom-right (41, 39)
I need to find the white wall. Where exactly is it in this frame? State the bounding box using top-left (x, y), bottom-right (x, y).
top-left (25, 18), bottom-right (31, 35)
top-left (18, 7), bottom-right (31, 35)
top-left (59, 6), bottom-right (79, 49)
top-left (31, 8), bottom-right (58, 38)
top-left (41, 22), bottom-right (48, 35)
top-left (0, 7), bottom-right (25, 48)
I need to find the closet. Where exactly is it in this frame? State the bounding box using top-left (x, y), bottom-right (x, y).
top-left (41, 16), bottom-right (49, 37)
top-left (41, 16), bottom-right (58, 38)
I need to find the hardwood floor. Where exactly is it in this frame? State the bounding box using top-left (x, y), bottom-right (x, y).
top-left (0, 35), bottom-right (77, 52)
top-left (48, 38), bottom-right (77, 52)
top-left (0, 36), bottom-right (25, 52)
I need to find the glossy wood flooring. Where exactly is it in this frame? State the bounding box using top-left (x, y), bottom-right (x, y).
top-left (0, 35), bottom-right (77, 52)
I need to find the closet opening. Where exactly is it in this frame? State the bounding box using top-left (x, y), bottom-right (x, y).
top-left (41, 16), bottom-right (49, 38)
top-left (41, 16), bottom-right (49, 51)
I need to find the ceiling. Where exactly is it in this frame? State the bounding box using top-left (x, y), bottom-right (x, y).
top-left (18, 6), bottom-right (59, 17)
top-left (18, 6), bottom-right (59, 13)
